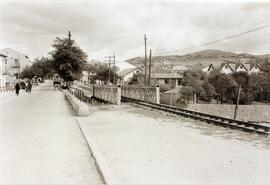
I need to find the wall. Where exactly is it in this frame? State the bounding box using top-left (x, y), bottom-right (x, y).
top-left (0, 48), bottom-right (32, 85)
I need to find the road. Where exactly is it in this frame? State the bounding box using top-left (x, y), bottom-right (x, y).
top-left (1, 82), bottom-right (270, 184)
top-left (0, 83), bottom-right (103, 184)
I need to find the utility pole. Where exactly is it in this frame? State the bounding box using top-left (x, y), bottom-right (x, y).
top-left (108, 57), bottom-right (111, 85)
top-left (105, 55), bottom-right (114, 85)
top-left (113, 53), bottom-right (116, 85)
top-left (144, 34), bottom-right (147, 85)
top-left (233, 84), bottom-right (241, 120)
top-left (68, 31), bottom-right (72, 40)
top-left (148, 49), bottom-right (152, 85)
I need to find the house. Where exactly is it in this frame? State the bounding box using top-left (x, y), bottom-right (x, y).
top-left (220, 63), bottom-right (235, 74)
top-left (172, 65), bottom-right (188, 75)
top-left (151, 72), bottom-right (183, 88)
top-left (0, 53), bottom-right (7, 87)
top-left (0, 48), bottom-right (32, 86)
top-left (235, 63), bottom-right (249, 73)
top-left (202, 62), bottom-right (263, 75)
top-left (202, 63), bottom-right (219, 74)
top-left (250, 63), bottom-right (262, 74)
top-left (118, 67), bottom-right (142, 85)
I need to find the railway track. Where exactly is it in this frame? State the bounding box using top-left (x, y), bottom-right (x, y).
top-left (122, 97), bottom-right (270, 136)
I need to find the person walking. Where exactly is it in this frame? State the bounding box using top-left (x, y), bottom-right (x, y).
top-left (15, 82), bottom-right (20, 96)
top-left (27, 81), bottom-right (32, 93)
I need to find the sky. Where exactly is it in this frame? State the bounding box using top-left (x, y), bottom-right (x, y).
top-left (1, 0), bottom-right (270, 62)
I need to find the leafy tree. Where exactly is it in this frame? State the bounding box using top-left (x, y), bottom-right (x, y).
top-left (201, 81), bottom-right (216, 102)
top-left (209, 70), bottom-right (237, 104)
top-left (92, 63), bottom-right (119, 84)
top-left (20, 57), bottom-right (54, 81)
top-left (128, 73), bottom-right (145, 85)
top-left (181, 69), bottom-right (215, 103)
top-left (232, 72), bottom-right (250, 104)
top-left (20, 66), bottom-right (35, 79)
top-left (50, 37), bottom-right (87, 82)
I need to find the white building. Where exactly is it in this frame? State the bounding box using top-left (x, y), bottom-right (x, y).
top-left (0, 48), bottom-right (32, 86)
top-left (0, 53), bottom-right (7, 87)
top-left (203, 62), bottom-right (263, 75)
top-left (172, 65), bottom-right (188, 74)
top-left (118, 67), bottom-right (142, 85)
top-left (220, 63), bottom-right (235, 74)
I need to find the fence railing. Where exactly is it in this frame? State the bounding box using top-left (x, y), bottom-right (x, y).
top-left (93, 85), bottom-right (121, 105)
top-left (121, 85), bottom-right (160, 104)
top-left (69, 84), bottom-right (160, 105)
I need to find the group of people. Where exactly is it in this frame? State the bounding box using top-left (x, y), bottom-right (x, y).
top-left (54, 81), bottom-right (68, 91)
top-left (15, 81), bottom-right (32, 96)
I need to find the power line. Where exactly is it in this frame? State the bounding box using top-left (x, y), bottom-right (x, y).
top-left (156, 24), bottom-right (270, 55)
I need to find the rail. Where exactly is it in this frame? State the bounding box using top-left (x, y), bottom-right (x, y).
top-left (122, 97), bottom-right (270, 135)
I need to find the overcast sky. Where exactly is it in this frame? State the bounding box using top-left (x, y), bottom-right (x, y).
top-left (1, 0), bottom-right (270, 61)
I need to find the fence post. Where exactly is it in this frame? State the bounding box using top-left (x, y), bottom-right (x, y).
top-left (117, 85), bottom-right (121, 105)
top-left (156, 85), bottom-right (160, 104)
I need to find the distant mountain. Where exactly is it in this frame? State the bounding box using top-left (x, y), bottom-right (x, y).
top-left (125, 49), bottom-right (270, 72)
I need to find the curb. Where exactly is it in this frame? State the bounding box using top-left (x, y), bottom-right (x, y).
top-left (75, 119), bottom-right (119, 184)
top-left (65, 91), bottom-right (90, 116)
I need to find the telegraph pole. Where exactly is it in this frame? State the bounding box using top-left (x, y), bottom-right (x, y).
top-left (113, 53), bottom-right (116, 85)
top-left (68, 31), bottom-right (72, 40)
top-left (144, 34), bottom-right (147, 85)
top-left (108, 57), bottom-right (111, 84)
top-left (148, 49), bottom-right (152, 85)
top-left (105, 55), bottom-right (114, 85)
top-left (233, 84), bottom-right (241, 120)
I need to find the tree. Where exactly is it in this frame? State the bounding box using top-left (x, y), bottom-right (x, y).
top-left (208, 70), bottom-right (237, 104)
top-left (50, 37), bottom-right (87, 82)
top-left (92, 63), bottom-right (119, 84)
top-left (20, 66), bottom-right (35, 79)
top-left (128, 73), bottom-right (145, 85)
top-left (20, 57), bottom-right (55, 81)
top-left (233, 72), bottom-right (250, 104)
top-left (180, 69), bottom-right (213, 103)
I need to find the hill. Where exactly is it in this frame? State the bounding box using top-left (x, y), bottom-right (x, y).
top-left (125, 49), bottom-right (270, 72)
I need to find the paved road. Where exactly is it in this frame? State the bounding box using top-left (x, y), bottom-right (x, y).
top-left (0, 83), bottom-right (103, 184)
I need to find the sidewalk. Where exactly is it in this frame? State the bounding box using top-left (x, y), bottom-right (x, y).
top-left (77, 104), bottom-right (270, 184)
top-left (0, 82), bottom-right (103, 184)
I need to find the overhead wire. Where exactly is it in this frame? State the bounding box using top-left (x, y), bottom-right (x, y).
top-left (155, 24), bottom-right (270, 55)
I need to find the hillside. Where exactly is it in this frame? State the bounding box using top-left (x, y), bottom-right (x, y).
top-left (125, 49), bottom-right (270, 72)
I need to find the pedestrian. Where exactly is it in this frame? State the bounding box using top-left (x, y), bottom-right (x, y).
top-left (15, 82), bottom-right (20, 96)
top-left (27, 81), bottom-right (32, 93)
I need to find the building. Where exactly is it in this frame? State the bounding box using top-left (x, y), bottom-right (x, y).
top-left (0, 48), bottom-right (32, 86)
top-left (250, 63), bottom-right (262, 73)
top-left (118, 67), bottom-right (142, 85)
top-left (172, 65), bottom-right (188, 75)
top-left (0, 53), bottom-right (7, 87)
top-left (151, 72), bottom-right (183, 87)
top-left (220, 63), bottom-right (235, 74)
top-left (202, 62), bottom-right (263, 75)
